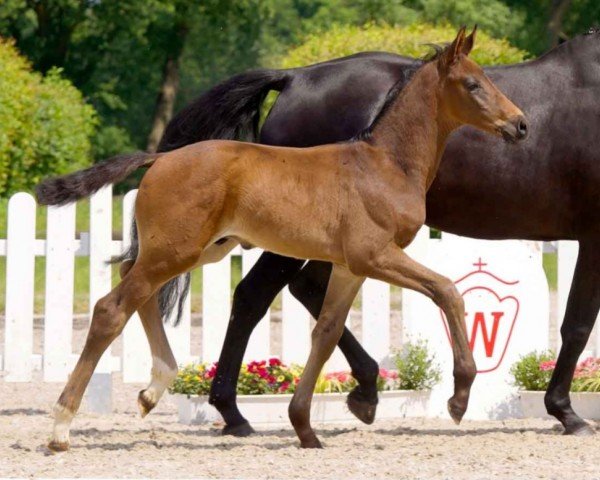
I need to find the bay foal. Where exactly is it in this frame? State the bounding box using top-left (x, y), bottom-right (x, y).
top-left (38, 27), bottom-right (527, 451)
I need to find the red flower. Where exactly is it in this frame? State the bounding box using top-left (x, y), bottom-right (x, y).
top-left (279, 381), bottom-right (290, 393)
top-left (269, 357), bottom-right (282, 367)
top-left (206, 363), bottom-right (218, 379)
top-left (267, 375), bottom-right (276, 384)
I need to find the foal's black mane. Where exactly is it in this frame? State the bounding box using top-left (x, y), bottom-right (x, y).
top-left (353, 44), bottom-right (452, 142)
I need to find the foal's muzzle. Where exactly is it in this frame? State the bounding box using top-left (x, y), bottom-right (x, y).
top-left (500, 115), bottom-right (529, 143)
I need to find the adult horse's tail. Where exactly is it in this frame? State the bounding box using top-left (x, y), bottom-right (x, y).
top-left (125, 69), bottom-right (291, 325)
top-left (157, 69), bottom-right (290, 151)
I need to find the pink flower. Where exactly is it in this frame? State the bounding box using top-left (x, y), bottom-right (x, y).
top-left (379, 368), bottom-right (398, 380)
top-left (539, 360), bottom-right (557, 372)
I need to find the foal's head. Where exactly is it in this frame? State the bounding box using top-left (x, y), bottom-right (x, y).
top-left (435, 26), bottom-right (528, 143)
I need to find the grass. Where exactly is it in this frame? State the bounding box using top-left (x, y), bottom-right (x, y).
top-left (543, 252), bottom-right (558, 291)
top-left (0, 195), bottom-right (559, 313)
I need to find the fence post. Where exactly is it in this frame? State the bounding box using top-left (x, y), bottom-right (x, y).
top-left (242, 249), bottom-right (270, 361)
top-left (165, 285), bottom-right (192, 365)
top-left (43, 203), bottom-right (76, 381)
top-left (201, 257), bottom-right (231, 362)
top-left (85, 186), bottom-right (113, 413)
top-left (361, 279), bottom-right (390, 364)
top-left (121, 190), bottom-right (153, 383)
top-left (557, 241), bottom-right (578, 352)
top-left (4, 193), bottom-right (36, 381)
top-left (281, 286), bottom-right (310, 365)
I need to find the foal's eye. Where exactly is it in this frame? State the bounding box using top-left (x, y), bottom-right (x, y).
top-left (465, 80), bottom-right (481, 92)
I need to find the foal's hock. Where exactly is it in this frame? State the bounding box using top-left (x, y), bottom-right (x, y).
top-left (38, 27), bottom-right (527, 451)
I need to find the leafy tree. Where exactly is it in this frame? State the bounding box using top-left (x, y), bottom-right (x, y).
top-left (279, 23), bottom-right (529, 69)
top-left (0, 38), bottom-right (96, 195)
top-left (404, 0), bottom-right (526, 42)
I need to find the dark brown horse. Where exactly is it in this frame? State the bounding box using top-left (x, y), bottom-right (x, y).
top-left (38, 28), bottom-right (526, 450)
top-left (150, 29), bottom-right (600, 437)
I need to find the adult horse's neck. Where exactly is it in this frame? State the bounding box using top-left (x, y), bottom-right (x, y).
top-left (369, 62), bottom-right (458, 194)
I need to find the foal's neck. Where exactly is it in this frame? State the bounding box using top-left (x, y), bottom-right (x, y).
top-left (370, 62), bottom-right (459, 193)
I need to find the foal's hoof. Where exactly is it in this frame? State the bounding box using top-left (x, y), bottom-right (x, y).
top-left (300, 436), bottom-right (323, 449)
top-left (447, 397), bottom-right (467, 425)
top-left (222, 421), bottom-right (255, 437)
top-left (137, 389), bottom-right (156, 418)
top-left (48, 439), bottom-right (70, 452)
top-left (564, 423), bottom-right (595, 436)
top-left (347, 390), bottom-right (378, 425)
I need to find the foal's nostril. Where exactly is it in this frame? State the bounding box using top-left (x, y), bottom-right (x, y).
top-left (516, 117), bottom-right (528, 139)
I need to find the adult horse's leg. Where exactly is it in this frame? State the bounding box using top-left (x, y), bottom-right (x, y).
top-left (289, 265), bottom-right (365, 448)
top-left (288, 261), bottom-right (380, 424)
top-left (545, 238), bottom-right (600, 435)
top-left (349, 245), bottom-right (477, 423)
top-left (209, 252), bottom-right (305, 436)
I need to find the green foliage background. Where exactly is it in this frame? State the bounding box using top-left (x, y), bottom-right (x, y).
top-left (0, 38), bottom-right (96, 195)
top-left (280, 23), bottom-right (528, 69)
top-left (0, 0), bottom-right (598, 190)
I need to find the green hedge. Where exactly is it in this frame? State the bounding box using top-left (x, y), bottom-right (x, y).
top-left (0, 38), bottom-right (97, 195)
top-left (280, 23), bottom-right (528, 68)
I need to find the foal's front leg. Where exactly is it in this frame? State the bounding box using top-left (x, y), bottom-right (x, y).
top-left (288, 265), bottom-right (364, 448)
top-left (351, 244), bottom-right (477, 423)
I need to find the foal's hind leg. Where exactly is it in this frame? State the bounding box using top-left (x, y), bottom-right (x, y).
top-left (49, 262), bottom-right (168, 452)
top-left (132, 239), bottom-right (240, 417)
top-left (288, 265), bottom-right (364, 448)
top-left (118, 260), bottom-right (178, 418)
top-left (349, 244), bottom-right (477, 424)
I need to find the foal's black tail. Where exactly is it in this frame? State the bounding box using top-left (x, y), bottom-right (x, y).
top-left (35, 152), bottom-right (159, 206)
top-left (119, 68), bottom-right (291, 326)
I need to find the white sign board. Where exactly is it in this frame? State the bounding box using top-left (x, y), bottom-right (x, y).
top-left (403, 233), bottom-right (549, 420)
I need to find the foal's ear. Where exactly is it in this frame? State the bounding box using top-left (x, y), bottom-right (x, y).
top-left (439, 26), bottom-right (466, 72)
top-left (461, 25), bottom-right (477, 56)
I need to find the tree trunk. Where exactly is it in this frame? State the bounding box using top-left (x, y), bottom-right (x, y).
top-left (548, 0), bottom-right (572, 48)
top-left (146, 55), bottom-right (181, 152)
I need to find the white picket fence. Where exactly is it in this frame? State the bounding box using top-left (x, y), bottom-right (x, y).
top-left (0, 188), bottom-right (594, 391)
top-left (0, 188), bottom-right (392, 384)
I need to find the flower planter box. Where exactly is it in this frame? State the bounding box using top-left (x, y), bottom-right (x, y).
top-left (170, 390), bottom-right (430, 426)
top-left (519, 391), bottom-right (600, 420)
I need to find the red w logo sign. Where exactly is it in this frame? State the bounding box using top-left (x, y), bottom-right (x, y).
top-left (468, 311), bottom-right (504, 358)
top-left (440, 286), bottom-right (519, 374)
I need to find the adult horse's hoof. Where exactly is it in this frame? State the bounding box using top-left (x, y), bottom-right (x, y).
top-left (48, 439), bottom-right (70, 452)
top-left (300, 436), bottom-right (323, 449)
top-left (137, 389), bottom-right (156, 418)
top-left (222, 421), bottom-right (255, 437)
top-left (563, 423), bottom-right (595, 436)
top-left (347, 389), bottom-right (378, 425)
top-left (447, 397), bottom-right (467, 425)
